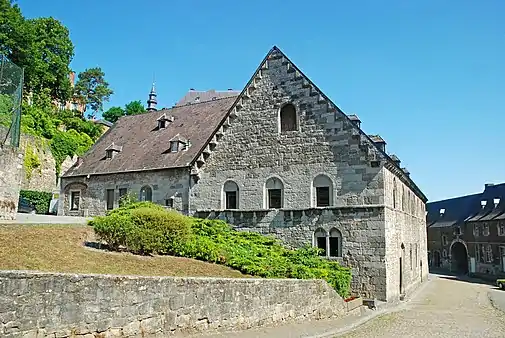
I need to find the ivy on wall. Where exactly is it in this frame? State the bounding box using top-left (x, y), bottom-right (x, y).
top-left (23, 144), bottom-right (41, 181)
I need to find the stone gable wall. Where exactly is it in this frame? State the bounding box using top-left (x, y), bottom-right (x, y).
top-left (0, 271), bottom-right (348, 337)
top-left (190, 52), bottom-right (385, 211)
top-left (196, 206), bottom-right (387, 300)
top-left (59, 168), bottom-right (190, 216)
top-left (0, 145), bottom-right (23, 220)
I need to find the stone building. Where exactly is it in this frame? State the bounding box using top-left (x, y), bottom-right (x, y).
top-left (427, 183), bottom-right (505, 280)
top-left (59, 46), bottom-right (428, 302)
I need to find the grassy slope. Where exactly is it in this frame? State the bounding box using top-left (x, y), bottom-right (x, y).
top-left (0, 225), bottom-right (247, 278)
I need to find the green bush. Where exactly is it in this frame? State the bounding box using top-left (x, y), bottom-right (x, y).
top-left (19, 190), bottom-right (52, 214)
top-left (91, 202), bottom-right (352, 297)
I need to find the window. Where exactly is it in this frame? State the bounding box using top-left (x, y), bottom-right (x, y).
top-left (483, 223), bottom-right (490, 236)
top-left (473, 224), bottom-right (480, 237)
top-left (486, 245), bottom-right (494, 263)
top-left (158, 120), bottom-right (166, 129)
top-left (442, 249), bottom-right (447, 258)
top-left (165, 198), bottom-right (174, 208)
top-left (265, 177), bottom-right (284, 209)
top-left (119, 188), bottom-right (127, 199)
top-left (223, 181), bottom-right (239, 209)
top-left (279, 103), bottom-right (297, 132)
top-left (442, 234), bottom-right (447, 246)
top-left (393, 179), bottom-right (397, 208)
top-left (70, 191), bottom-right (80, 211)
top-left (410, 244), bottom-right (413, 270)
top-left (370, 160), bottom-right (380, 168)
top-left (455, 226), bottom-right (462, 236)
top-left (415, 244), bottom-right (418, 269)
top-left (498, 224), bottom-right (505, 236)
top-left (170, 141), bottom-right (179, 153)
top-left (313, 174), bottom-right (333, 207)
top-left (106, 189), bottom-right (114, 210)
top-left (314, 228), bottom-right (327, 256)
top-left (329, 228), bottom-right (342, 257)
top-left (106, 150), bottom-right (113, 159)
top-left (139, 186), bottom-right (152, 202)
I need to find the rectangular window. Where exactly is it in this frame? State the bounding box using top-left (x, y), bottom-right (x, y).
top-left (225, 191), bottom-right (237, 209)
top-left (316, 237), bottom-right (327, 256)
top-left (165, 198), bottom-right (174, 208)
top-left (316, 187), bottom-right (330, 207)
top-left (268, 189), bottom-right (282, 209)
top-left (170, 141), bottom-right (179, 152)
top-left (483, 224), bottom-right (490, 236)
top-left (329, 237), bottom-right (339, 257)
top-left (473, 224), bottom-right (480, 237)
top-left (106, 189), bottom-right (114, 210)
top-left (70, 191), bottom-right (80, 211)
top-left (486, 245), bottom-right (494, 263)
top-left (475, 244), bottom-right (481, 262)
top-left (499, 224), bottom-right (505, 236)
top-left (119, 188), bottom-right (127, 198)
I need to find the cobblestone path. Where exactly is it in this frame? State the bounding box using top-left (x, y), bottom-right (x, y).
top-left (340, 274), bottom-right (505, 338)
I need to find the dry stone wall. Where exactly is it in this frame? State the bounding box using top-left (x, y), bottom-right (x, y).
top-left (0, 271), bottom-right (348, 337)
top-left (0, 145), bottom-right (23, 220)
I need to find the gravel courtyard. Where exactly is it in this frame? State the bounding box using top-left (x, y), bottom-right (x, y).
top-left (340, 274), bottom-right (505, 338)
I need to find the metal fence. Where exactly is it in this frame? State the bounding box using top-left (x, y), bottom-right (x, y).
top-left (0, 54), bottom-right (23, 148)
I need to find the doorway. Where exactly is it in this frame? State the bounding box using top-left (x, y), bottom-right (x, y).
top-left (433, 251), bottom-right (441, 267)
top-left (451, 241), bottom-right (469, 274)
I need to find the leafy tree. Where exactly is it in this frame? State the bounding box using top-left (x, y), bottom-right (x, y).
top-left (73, 67), bottom-right (113, 117)
top-left (125, 100), bottom-right (145, 116)
top-left (102, 106), bottom-right (124, 123)
top-left (0, 0), bottom-right (25, 57)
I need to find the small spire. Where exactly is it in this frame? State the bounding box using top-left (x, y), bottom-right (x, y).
top-left (147, 82), bottom-right (157, 112)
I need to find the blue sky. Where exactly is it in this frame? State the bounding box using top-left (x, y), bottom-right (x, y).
top-left (18, 0), bottom-right (505, 202)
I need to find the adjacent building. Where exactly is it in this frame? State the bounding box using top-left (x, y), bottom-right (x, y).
top-left (59, 46), bottom-right (428, 302)
top-left (426, 183), bottom-right (505, 280)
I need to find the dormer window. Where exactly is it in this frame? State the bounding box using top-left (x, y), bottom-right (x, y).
top-left (439, 208), bottom-right (445, 217)
top-left (157, 113), bottom-right (174, 129)
top-left (481, 200), bottom-right (487, 208)
top-left (494, 198), bottom-right (500, 207)
top-left (168, 134), bottom-right (189, 153)
top-left (105, 143), bottom-right (122, 159)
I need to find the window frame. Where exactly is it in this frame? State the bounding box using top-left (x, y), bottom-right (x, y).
top-left (139, 185), bottom-right (153, 202)
top-left (268, 189), bottom-right (282, 209)
top-left (106, 188), bottom-right (115, 210)
top-left (279, 103), bottom-right (298, 133)
top-left (315, 186), bottom-right (330, 207)
top-left (170, 141), bottom-right (179, 153)
top-left (70, 190), bottom-right (81, 211)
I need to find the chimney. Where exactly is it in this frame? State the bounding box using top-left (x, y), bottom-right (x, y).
top-left (190, 88), bottom-right (195, 91)
top-left (369, 135), bottom-right (386, 152)
top-left (347, 114), bottom-right (361, 128)
top-left (227, 88), bottom-right (233, 91)
top-left (390, 154), bottom-right (401, 167)
top-left (401, 167), bottom-right (410, 177)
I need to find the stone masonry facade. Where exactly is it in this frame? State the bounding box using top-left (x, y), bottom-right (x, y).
top-left (0, 145), bottom-right (23, 220)
top-left (0, 270), bottom-right (349, 337)
top-left (59, 47), bottom-right (428, 302)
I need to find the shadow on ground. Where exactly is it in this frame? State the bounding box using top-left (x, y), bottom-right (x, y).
top-left (430, 271), bottom-right (501, 290)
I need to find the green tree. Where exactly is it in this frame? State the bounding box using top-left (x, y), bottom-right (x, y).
top-left (74, 67), bottom-right (113, 118)
top-left (125, 100), bottom-right (145, 116)
top-left (0, 2), bottom-right (74, 102)
top-left (102, 106), bottom-right (124, 123)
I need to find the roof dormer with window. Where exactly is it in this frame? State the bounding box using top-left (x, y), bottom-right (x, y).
top-left (105, 142), bottom-right (122, 159)
top-left (168, 134), bottom-right (190, 153)
top-left (157, 113), bottom-right (174, 129)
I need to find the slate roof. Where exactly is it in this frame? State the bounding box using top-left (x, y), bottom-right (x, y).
top-left (427, 183), bottom-right (505, 228)
top-left (175, 89), bottom-right (240, 106)
top-left (63, 96), bottom-right (237, 177)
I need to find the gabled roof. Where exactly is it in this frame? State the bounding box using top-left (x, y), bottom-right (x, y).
top-left (188, 46), bottom-right (427, 201)
top-left (427, 183), bottom-right (505, 227)
top-left (175, 89), bottom-right (240, 106)
top-left (63, 96), bottom-right (236, 177)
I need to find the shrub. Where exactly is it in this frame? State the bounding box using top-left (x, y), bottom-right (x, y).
top-left (19, 190), bottom-right (52, 214)
top-left (91, 203), bottom-right (352, 297)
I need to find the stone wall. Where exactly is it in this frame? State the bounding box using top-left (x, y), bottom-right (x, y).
top-left (59, 168), bottom-right (190, 216)
top-left (0, 126), bottom-right (76, 194)
top-left (0, 145), bottom-right (23, 220)
top-left (0, 270), bottom-right (348, 337)
top-left (195, 206), bottom-right (388, 300)
top-left (383, 168), bottom-right (428, 301)
top-left (190, 50), bottom-right (384, 211)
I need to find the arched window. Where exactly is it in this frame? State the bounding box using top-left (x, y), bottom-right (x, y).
top-left (329, 228), bottom-right (342, 257)
top-left (312, 174), bottom-right (333, 207)
top-left (139, 185), bottom-right (152, 202)
top-left (279, 103), bottom-right (297, 133)
top-left (314, 228), bottom-right (327, 256)
top-left (393, 178), bottom-right (397, 208)
top-left (265, 177), bottom-right (284, 209)
top-left (223, 181), bottom-right (239, 209)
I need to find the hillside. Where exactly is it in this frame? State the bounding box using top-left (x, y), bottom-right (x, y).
top-left (0, 224), bottom-right (247, 278)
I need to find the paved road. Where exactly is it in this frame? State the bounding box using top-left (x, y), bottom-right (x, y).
top-left (1, 213), bottom-right (91, 225)
top-left (340, 273), bottom-right (505, 338)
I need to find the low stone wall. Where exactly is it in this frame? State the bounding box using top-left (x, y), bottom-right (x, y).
top-left (0, 270), bottom-right (348, 337)
top-left (0, 145), bottom-right (23, 220)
